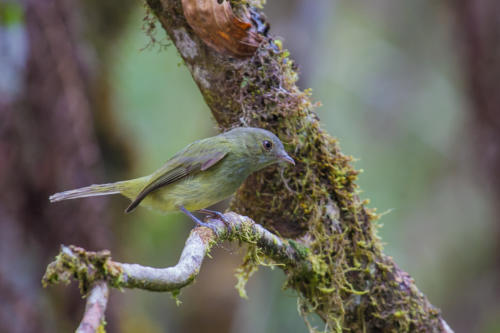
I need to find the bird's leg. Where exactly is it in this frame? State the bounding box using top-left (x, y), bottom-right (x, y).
top-left (197, 209), bottom-right (230, 227)
top-left (178, 206), bottom-right (218, 233)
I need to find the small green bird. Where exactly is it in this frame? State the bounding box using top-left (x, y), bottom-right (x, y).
top-left (50, 127), bottom-right (294, 229)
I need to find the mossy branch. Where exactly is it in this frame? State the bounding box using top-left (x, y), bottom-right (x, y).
top-left (43, 213), bottom-right (311, 332)
top-left (43, 213), bottom-right (305, 291)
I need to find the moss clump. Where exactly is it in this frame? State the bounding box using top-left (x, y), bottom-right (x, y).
top-left (42, 245), bottom-right (123, 295)
top-left (234, 246), bottom-right (261, 299)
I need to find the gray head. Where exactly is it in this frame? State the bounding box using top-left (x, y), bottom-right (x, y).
top-left (223, 127), bottom-right (295, 170)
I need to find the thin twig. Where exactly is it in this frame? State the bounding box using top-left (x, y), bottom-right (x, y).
top-left (76, 282), bottom-right (109, 333)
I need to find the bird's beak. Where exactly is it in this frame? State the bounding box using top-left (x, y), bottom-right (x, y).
top-left (279, 153), bottom-right (295, 165)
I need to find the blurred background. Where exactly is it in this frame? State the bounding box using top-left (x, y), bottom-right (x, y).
top-left (0, 0), bottom-right (499, 332)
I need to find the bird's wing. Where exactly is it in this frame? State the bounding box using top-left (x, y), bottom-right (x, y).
top-left (125, 148), bottom-right (228, 213)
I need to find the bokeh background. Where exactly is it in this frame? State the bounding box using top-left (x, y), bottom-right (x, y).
top-left (1, 0), bottom-right (499, 332)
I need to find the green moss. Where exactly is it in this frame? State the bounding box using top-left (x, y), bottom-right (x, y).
top-left (171, 289), bottom-right (183, 306)
top-left (97, 319), bottom-right (107, 333)
top-left (288, 239), bottom-right (309, 259)
top-left (234, 247), bottom-right (260, 299)
top-left (42, 245), bottom-right (124, 295)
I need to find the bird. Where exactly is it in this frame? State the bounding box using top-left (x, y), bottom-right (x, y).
top-left (49, 127), bottom-right (295, 230)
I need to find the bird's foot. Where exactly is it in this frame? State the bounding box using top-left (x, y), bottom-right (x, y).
top-left (179, 206), bottom-right (218, 234)
top-left (194, 220), bottom-right (218, 234)
top-left (198, 209), bottom-right (231, 229)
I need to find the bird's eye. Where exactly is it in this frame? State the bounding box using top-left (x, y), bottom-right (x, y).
top-left (262, 140), bottom-right (273, 151)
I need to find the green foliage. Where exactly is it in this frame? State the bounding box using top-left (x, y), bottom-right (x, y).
top-left (0, 2), bottom-right (23, 27)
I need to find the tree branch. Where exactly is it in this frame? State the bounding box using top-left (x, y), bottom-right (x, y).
top-left (43, 213), bottom-right (309, 315)
top-left (44, 212), bottom-right (452, 332)
top-left (76, 282), bottom-right (109, 333)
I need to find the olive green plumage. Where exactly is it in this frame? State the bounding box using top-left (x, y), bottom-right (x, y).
top-left (49, 127), bottom-right (294, 215)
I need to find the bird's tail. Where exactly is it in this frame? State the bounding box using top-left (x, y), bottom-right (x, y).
top-left (49, 182), bottom-right (126, 203)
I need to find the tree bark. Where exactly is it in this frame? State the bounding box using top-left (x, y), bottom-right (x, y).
top-left (142, 0), bottom-right (452, 331)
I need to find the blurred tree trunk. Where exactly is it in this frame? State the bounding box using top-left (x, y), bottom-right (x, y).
top-left (0, 0), bottom-right (134, 331)
top-left (453, 0), bottom-right (500, 191)
top-left (450, 0), bottom-right (500, 330)
top-left (265, 0), bottom-right (332, 88)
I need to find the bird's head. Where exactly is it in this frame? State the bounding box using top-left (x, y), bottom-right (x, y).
top-left (225, 127), bottom-right (295, 171)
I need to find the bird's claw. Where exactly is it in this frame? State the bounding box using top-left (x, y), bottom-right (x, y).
top-left (198, 209), bottom-right (231, 229)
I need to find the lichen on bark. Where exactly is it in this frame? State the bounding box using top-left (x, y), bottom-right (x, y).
top-left (144, 0), bottom-right (451, 331)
